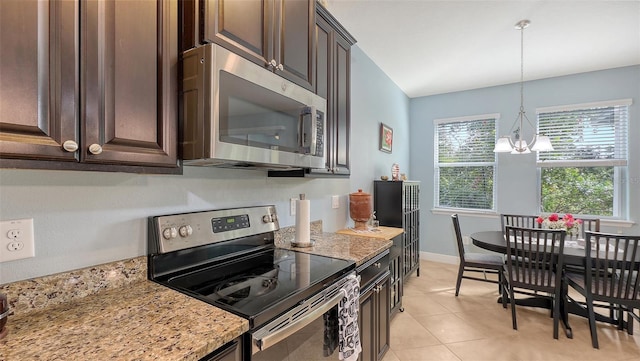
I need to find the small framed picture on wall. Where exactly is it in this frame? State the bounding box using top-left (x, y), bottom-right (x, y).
top-left (379, 123), bottom-right (393, 153)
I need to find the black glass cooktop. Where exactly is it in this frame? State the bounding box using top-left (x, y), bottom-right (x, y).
top-left (166, 247), bottom-right (355, 328)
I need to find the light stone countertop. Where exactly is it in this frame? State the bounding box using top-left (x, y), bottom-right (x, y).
top-left (276, 223), bottom-right (394, 266)
top-left (0, 223), bottom-right (393, 360)
top-left (0, 257), bottom-right (248, 361)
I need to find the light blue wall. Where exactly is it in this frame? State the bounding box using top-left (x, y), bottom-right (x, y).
top-left (349, 46), bottom-right (411, 198)
top-left (410, 65), bottom-right (640, 257)
top-left (0, 45), bottom-right (410, 284)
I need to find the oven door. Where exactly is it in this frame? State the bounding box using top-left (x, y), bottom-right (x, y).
top-left (249, 272), bottom-right (357, 361)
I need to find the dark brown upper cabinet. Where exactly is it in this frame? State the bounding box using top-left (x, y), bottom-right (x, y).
top-left (311, 4), bottom-right (355, 176)
top-left (266, 3), bottom-right (355, 178)
top-left (0, 0), bottom-right (179, 173)
top-left (200, 0), bottom-right (316, 90)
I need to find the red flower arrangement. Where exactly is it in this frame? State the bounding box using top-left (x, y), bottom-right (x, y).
top-left (536, 213), bottom-right (583, 236)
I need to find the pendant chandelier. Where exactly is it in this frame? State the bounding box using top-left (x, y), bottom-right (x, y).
top-left (494, 20), bottom-right (554, 154)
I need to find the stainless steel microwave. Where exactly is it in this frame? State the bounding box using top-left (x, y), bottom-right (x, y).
top-left (181, 43), bottom-right (326, 170)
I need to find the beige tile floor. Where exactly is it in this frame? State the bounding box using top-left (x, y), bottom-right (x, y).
top-left (383, 259), bottom-right (640, 361)
top-left (253, 259), bottom-right (640, 361)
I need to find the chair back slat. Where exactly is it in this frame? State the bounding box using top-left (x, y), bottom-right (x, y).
top-left (505, 226), bottom-right (565, 291)
top-left (624, 241), bottom-right (639, 299)
top-left (585, 231), bottom-right (640, 302)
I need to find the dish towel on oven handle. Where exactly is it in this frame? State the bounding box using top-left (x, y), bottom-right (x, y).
top-left (338, 274), bottom-right (361, 361)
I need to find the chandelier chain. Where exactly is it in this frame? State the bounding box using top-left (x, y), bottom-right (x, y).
top-left (520, 22), bottom-right (525, 113)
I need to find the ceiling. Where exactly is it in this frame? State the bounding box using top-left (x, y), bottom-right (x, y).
top-left (323, 0), bottom-right (640, 98)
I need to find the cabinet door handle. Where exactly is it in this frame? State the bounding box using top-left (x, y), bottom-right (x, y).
top-left (374, 262), bottom-right (381, 268)
top-left (277, 63), bottom-right (284, 71)
top-left (62, 140), bottom-right (78, 152)
top-left (88, 143), bottom-right (103, 155)
top-left (269, 59), bottom-right (277, 69)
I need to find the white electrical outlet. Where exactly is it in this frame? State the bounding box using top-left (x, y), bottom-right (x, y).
top-left (0, 218), bottom-right (35, 262)
top-left (331, 195), bottom-right (340, 209)
top-left (290, 198), bottom-right (298, 216)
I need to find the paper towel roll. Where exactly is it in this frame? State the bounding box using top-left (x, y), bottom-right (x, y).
top-left (295, 196), bottom-right (311, 245)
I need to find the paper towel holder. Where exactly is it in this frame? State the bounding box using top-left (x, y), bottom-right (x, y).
top-left (291, 239), bottom-right (315, 248)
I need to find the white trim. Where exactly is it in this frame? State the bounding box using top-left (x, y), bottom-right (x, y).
top-left (537, 159), bottom-right (628, 167)
top-left (431, 207), bottom-right (499, 218)
top-left (536, 98), bottom-right (632, 114)
top-left (433, 113), bottom-right (500, 125)
top-left (438, 162), bottom-right (495, 167)
top-left (421, 251), bottom-right (459, 265)
top-left (600, 219), bottom-right (635, 228)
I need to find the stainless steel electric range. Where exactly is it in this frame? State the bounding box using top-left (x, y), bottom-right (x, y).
top-left (147, 205), bottom-right (356, 360)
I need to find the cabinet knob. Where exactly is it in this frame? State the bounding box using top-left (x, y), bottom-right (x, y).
top-left (269, 59), bottom-right (278, 68)
top-left (62, 140), bottom-right (78, 152)
top-left (374, 262), bottom-right (381, 268)
top-left (277, 63), bottom-right (284, 71)
top-left (88, 143), bottom-right (103, 155)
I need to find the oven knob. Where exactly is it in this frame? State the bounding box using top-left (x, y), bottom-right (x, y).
top-left (162, 227), bottom-right (178, 240)
top-left (179, 225), bottom-right (193, 237)
top-left (262, 215), bottom-right (272, 223)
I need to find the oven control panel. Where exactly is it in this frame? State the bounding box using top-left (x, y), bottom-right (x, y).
top-left (211, 214), bottom-right (250, 233)
top-left (150, 205), bottom-right (279, 254)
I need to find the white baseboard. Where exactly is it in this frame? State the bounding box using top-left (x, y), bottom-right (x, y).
top-left (421, 251), bottom-right (459, 265)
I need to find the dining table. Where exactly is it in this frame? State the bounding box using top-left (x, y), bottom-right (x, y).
top-left (470, 230), bottom-right (633, 338)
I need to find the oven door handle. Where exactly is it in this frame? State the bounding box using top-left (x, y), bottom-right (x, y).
top-left (253, 288), bottom-right (346, 353)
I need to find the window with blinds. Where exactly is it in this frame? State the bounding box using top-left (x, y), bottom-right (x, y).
top-left (434, 114), bottom-right (497, 211)
top-left (536, 99), bottom-right (631, 217)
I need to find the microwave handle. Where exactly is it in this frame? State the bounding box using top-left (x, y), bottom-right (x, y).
top-left (300, 106), bottom-right (317, 155)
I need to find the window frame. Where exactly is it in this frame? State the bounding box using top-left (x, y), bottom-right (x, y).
top-left (433, 113), bottom-right (499, 212)
top-left (535, 99), bottom-right (631, 219)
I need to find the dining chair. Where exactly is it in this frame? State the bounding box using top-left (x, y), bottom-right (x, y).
top-left (502, 226), bottom-right (566, 339)
top-left (451, 214), bottom-right (504, 297)
top-left (500, 214), bottom-right (540, 233)
top-left (563, 216), bottom-right (600, 272)
top-left (564, 231), bottom-right (640, 348)
top-left (558, 215), bottom-right (600, 239)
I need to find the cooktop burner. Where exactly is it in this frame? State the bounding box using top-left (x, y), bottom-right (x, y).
top-left (210, 268), bottom-right (279, 305)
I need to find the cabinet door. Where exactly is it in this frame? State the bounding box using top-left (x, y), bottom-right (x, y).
top-left (0, 0), bottom-right (78, 162)
top-left (275, 0), bottom-right (314, 90)
top-left (331, 33), bottom-right (351, 175)
top-left (313, 11), bottom-right (333, 173)
top-left (311, 9), bottom-right (350, 176)
top-left (202, 0), bottom-right (269, 66)
top-left (202, 0), bottom-right (313, 90)
top-left (358, 286), bottom-right (375, 361)
top-left (389, 234), bottom-right (404, 316)
top-left (376, 277), bottom-right (391, 360)
top-left (82, 0), bottom-right (177, 167)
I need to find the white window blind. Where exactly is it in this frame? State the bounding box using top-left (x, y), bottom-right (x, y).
top-left (536, 99), bottom-right (631, 218)
top-left (536, 99), bottom-right (630, 167)
top-left (434, 114), bottom-right (497, 210)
